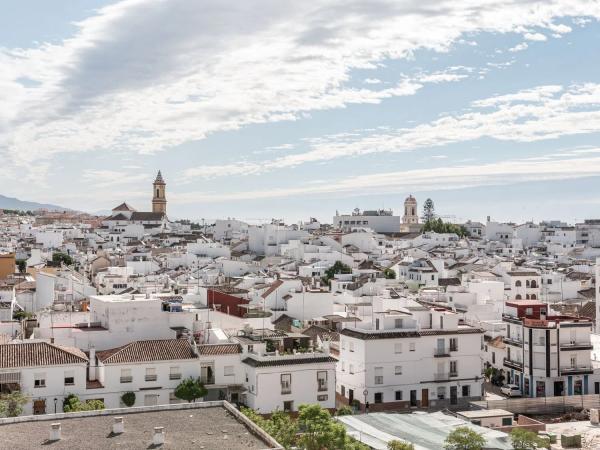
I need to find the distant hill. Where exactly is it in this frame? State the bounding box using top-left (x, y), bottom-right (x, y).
top-left (0, 194), bottom-right (71, 212)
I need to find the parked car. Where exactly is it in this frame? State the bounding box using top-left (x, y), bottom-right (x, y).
top-left (500, 384), bottom-right (522, 397)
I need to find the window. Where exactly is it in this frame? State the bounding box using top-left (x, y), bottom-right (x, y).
top-left (248, 345), bottom-right (254, 353)
top-left (169, 392), bottom-right (183, 404)
top-left (394, 318), bottom-right (403, 328)
top-left (341, 361), bottom-right (345, 372)
top-left (317, 371), bottom-right (328, 391)
top-left (145, 368), bottom-right (157, 382)
top-left (515, 280), bottom-right (522, 287)
top-left (374, 367), bottom-right (383, 385)
top-left (502, 417), bottom-right (512, 426)
top-left (317, 394), bottom-right (328, 401)
top-left (341, 385), bottom-right (346, 397)
top-left (437, 386), bottom-right (446, 400)
top-left (395, 366), bottom-right (402, 375)
top-left (349, 364), bottom-right (354, 374)
top-left (281, 373), bottom-right (291, 394)
top-left (169, 366), bottom-right (181, 380)
top-left (449, 338), bottom-right (458, 352)
top-left (462, 385), bottom-right (470, 397)
top-left (34, 373), bottom-right (46, 388)
top-left (224, 366), bottom-right (234, 376)
top-left (120, 368), bottom-right (132, 383)
top-left (283, 401), bottom-right (294, 412)
top-left (374, 393), bottom-right (383, 403)
top-left (395, 391), bottom-right (403, 401)
top-left (570, 355), bottom-right (577, 368)
top-left (394, 343), bottom-right (403, 354)
top-left (450, 361), bottom-right (458, 376)
top-left (64, 370), bottom-right (75, 386)
top-left (526, 308), bottom-right (533, 315)
top-left (409, 343), bottom-right (416, 352)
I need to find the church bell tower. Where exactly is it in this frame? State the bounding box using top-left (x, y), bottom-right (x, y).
top-left (152, 170), bottom-right (167, 215)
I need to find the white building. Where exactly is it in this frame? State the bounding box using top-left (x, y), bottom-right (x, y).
top-left (334, 209), bottom-right (400, 234)
top-left (337, 306), bottom-right (484, 411)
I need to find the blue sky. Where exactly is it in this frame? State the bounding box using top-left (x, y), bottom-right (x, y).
top-left (2, 1), bottom-right (600, 224)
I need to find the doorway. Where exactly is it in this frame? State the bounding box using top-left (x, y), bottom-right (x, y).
top-left (554, 381), bottom-right (564, 396)
top-left (410, 390), bottom-right (417, 407)
top-left (450, 386), bottom-right (458, 405)
top-left (33, 399), bottom-right (46, 415)
top-left (348, 389), bottom-right (354, 404)
top-left (421, 389), bottom-right (429, 407)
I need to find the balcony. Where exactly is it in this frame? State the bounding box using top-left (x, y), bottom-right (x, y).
top-left (169, 373), bottom-right (182, 380)
top-left (560, 366), bottom-right (594, 375)
top-left (449, 371), bottom-right (458, 378)
top-left (434, 348), bottom-right (450, 357)
top-left (503, 358), bottom-right (523, 371)
top-left (120, 376), bottom-right (133, 383)
top-left (434, 372), bottom-right (449, 381)
top-left (200, 375), bottom-right (215, 385)
top-left (560, 342), bottom-right (593, 351)
top-left (502, 314), bottom-right (522, 325)
top-left (503, 336), bottom-right (523, 347)
top-left (145, 375), bottom-right (158, 382)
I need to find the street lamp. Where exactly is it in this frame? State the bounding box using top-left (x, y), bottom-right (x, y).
top-left (363, 389), bottom-right (368, 414)
top-left (54, 398), bottom-right (58, 414)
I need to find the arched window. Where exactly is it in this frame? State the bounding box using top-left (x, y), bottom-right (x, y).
top-left (530, 294), bottom-right (537, 300)
top-left (526, 294), bottom-right (530, 300)
top-left (156, 188), bottom-right (160, 198)
top-left (515, 294), bottom-right (522, 300)
top-left (515, 280), bottom-right (522, 287)
top-left (530, 280), bottom-right (537, 289)
top-left (526, 280), bottom-right (530, 288)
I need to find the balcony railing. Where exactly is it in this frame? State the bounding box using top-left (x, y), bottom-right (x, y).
top-left (560, 366), bottom-right (593, 375)
top-left (434, 372), bottom-right (449, 381)
top-left (145, 375), bottom-right (157, 382)
top-left (559, 342), bottom-right (593, 351)
top-left (449, 371), bottom-right (458, 377)
top-left (120, 376), bottom-right (133, 383)
top-left (200, 376), bottom-right (215, 385)
top-left (503, 358), bottom-right (523, 371)
top-left (281, 386), bottom-right (291, 395)
top-left (434, 348), bottom-right (450, 357)
top-left (503, 337), bottom-right (523, 347)
top-left (169, 373), bottom-right (182, 380)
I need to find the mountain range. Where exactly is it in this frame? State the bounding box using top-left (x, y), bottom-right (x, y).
top-left (0, 194), bottom-right (71, 212)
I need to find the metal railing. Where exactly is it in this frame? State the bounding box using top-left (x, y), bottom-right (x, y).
top-left (169, 373), bottom-right (182, 380)
top-left (145, 375), bottom-right (158, 382)
top-left (434, 348), bottom-right (450, 357)
top-left (120, 376), bottom-right (133, 383)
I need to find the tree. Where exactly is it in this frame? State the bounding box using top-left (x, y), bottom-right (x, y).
top-left (443, 427), bottom-right (486, 450)
top-left (383, 268), bottom-right (396, 280)
top-left (16, 260), bottom-right (26, 273)
top-left (263, 410), bottom-right (298, 449)
top-left (0, 392), bottom-right (28, 417)
top-left (121, 391), bottom-right (136, 407)
top-left (52, 252), bottom-right (74, 266)
top-left (388, 441), bottom-right (415, 450)
top-left (298, 404), bottom-right (348, 450)
top-left (510, 428), bottom-right (550, 449)
top-left (322, 261), bottom-right (352, 284)
top-left (174, 377), bottom-right (207, 403)
top-left (422, 218), bottom-right (468, 238)
top-left (63, 394), bottom-right (105, 413)
top-left (335, 405), bottom-right (354, 416)
top-left (422, 198), bottom-right (435, 223)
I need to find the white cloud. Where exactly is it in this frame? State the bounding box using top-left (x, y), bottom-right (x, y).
top-left (173, 154), bottom-right (600, 203)
top-left (509, 42), bottom-right (528, 52)
top-left (524, 32), bottom-right (548, 41)
top-left (364, 78), bottom-right (381, 84)
top-left (186, 83), bottom-right (600, 178)
top-left (1, 0), bottom-right (599, 178)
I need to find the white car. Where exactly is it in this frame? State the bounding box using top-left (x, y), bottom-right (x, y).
top-left (500, 384), bottom-right (522, 397)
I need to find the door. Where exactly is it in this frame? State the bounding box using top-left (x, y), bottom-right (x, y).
top-left (348, 389), bottom-right (354, 404)
top-left (421, 389), bottom-right (429, 407)
top-left (450, 386), bottom-right (458, 405)
top-left (595, 382), bottom-right (600, 395)
top-left (144, 394), bottom-right (158, 406)
top-left (33, 399), bottom-right (46, 415)
top-left (554, 381), bottom-right (564, 396)
top-left (410, 390), bottom-right (417, 407)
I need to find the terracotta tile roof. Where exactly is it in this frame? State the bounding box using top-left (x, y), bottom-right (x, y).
top-left (112, 202), bottom-right (137, 212)
top-left (97, 339), bottom-right (196, 364)
top-left (130, 212), bottom-right (164, 221)
top-left (261, 279), bottom-right (284, 299)
top-left (0, 341), bottom-right (88, 368)
top-left (197, 343), bottom-right (241, 355)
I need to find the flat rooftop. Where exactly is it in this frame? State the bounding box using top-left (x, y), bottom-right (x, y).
top-left (0, 403), bottom-right (279, 450)
top-left (456, 409), bottom-right (513, 419)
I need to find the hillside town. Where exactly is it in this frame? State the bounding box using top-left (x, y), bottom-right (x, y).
top-left (1, 172), bottom-right (600, 448)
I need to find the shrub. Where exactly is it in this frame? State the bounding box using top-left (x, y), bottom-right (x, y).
top-left (121, 391), bottom-right (136, 407)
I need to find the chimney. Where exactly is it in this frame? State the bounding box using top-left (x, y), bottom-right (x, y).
top-left (113, 417), bottom-right (124, 435)
top-left (153, 427), bottom-right (165, 446)
top-left (50, 423), bottom-right (61, 441)
top-left (88, 347), bottom-right (97, 381)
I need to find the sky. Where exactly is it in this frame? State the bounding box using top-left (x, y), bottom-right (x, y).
top-left (1, 1), bottom-right (600, 224)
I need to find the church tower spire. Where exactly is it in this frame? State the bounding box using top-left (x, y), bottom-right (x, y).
top-left (152, 170), bottom-right (167, 215)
